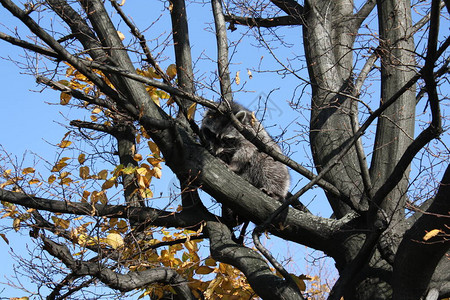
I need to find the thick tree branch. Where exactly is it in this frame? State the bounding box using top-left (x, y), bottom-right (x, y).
top-left (169, 0), bottom-right (196, 117)
top-left (197, 147), bottom-right (359, 254)
top-left (0, 188), bottom-right (213, 229)
top-left (371, 0), bottom-right (444, 215)
top-left (207, 221), bottom-right (304, 300)
top-left (393, 164), bottom-right (450, 299)
top-left (269, 0), bottom-right (303, 22)
top-left (211, 0), bottom-right (233, 102)
top-left (113, 123), bottom-right (145, 208)
top-left (224, 14), bottom-right (303, 28)
top-left (42, 237), bottom-right (194, 298)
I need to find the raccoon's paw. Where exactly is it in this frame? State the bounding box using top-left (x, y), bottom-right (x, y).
top-left (260, 188), bottom-right (274, 198)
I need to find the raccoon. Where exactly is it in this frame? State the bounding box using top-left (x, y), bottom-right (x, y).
top-left (201, 102), bottom-right (290, 201)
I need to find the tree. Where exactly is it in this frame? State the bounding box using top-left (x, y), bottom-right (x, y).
top-left (0, 0), bottom-right (449, 299)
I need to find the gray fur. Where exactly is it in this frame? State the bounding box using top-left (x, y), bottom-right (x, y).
top-left (201, 102), bottom-right (290, 201)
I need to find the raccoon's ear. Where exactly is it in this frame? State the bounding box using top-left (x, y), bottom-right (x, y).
top-left (235, 110), bottom-right (249, 123)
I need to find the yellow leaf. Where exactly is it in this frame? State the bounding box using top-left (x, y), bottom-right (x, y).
top-left (185, 240), bottom-right (197, 252)
top-left (58, 80), bottom-right (70, 86)
top-left (78, 153), bottom-right (86, 164)
top-left (59, 171), bottom-right (70, 179)
top-left (140, 126), bottom-right (151, 139)
top-left (106, 233), bottom-right (124, 249)
top-left (149, 91), bottom-right (160, 106)
top-left (117, 31), bottom-right (125, 41)
top-left (90, 115), bottom-right (98, 122)
top-left (13, 218), bottom-right (20, 232)
top-left (98, 170), bottom-right (108, 180)
top-left (148, 141), bottom-right (159, 155)
top-left (187, 103), bottom-right (196, 120)
top-left (122, 166), bottom-right (135, 175)
top-left (91, 190), bottom-right (108, 204)
top-left (156, 90), bottom-right (170, 99)
top-left (102, 177), bottom-right (116, 190)
top-left (81, 190), bottom-right (90, 202)
top-left (196, 266), bottom-right (214, 275)
top-left (51, 216), bottom-right (70, 229)
top-left (205, 277), bottom-right (222, 298)
top-left (139, 188), bottom-right (153, 198)
top-left (79, 166), bottom-right (90, 179)
top-left (147, 157), bottom-right (162, 167)
top-left (92, 107), bottom-right (102, 114)
top-left (247, 69), bottom-right (253, 79)
top-left (0, 233), bottom-right (9, 245)
top-left (119, 0), bottom-right (126, 6)
top-left (423, 229), bottom-right (442, 241)
top-left (205, 257), bottom-right (217, 267)
top-left (59, 140), bottom-right (72, 148)
top-left (0, 179), bottom-right (16, 189)
top-left (166, 64), bottom-right (177, 79)
top-left (290, 274), bottom-right (306, 291)
top-left (61, 177), bottom-right (73, 186)
top-left (136, 167), bottom-right (149, 177)
top-left (28, 179), bottom-right (40, 185)
top-left (2, 169), bottom-right (12, 177)
top-left (235, 71), bottom-right (240, 85)
top-left (51, 162), bottom-right (68, 172)
top-left (22, 167), bottom-right (35, 175)
top-left (48, 174), bottom-right (57, 184)
top-left (112, 164), bottom-right (124, 177)
top-left (133, 154), bottom-right (143, 161)
top-left (153, 167), bottom-right (162, 179)
top-left (60, 92), bottom-right (72, 105)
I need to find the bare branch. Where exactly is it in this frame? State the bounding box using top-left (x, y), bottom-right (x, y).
top-left (36, 76), bottom-right (114, 109)
top-left (0, 0), bottom-right (125, 106)
top-left (212, 0), bottom-right (233, 102)
top-left (109, 0), bottom-right (170, 83)
top-left (0, 31), bottom-right (59, 58)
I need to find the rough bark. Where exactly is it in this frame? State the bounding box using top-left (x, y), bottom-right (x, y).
top-left (303, 0), bottom-right (364, 219)
top-left (207, 221), bottom-right (304, 299)
top-left (392, 165), bottom-right (450, 299)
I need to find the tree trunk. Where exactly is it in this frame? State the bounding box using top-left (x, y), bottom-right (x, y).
top-left (304, 0), bottom-right (363, 219)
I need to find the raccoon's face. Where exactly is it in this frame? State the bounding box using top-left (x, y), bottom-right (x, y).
top-left (202, 127), bottom-right (241, 163)
top-left (201, 110), bottom-right (243, 163)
